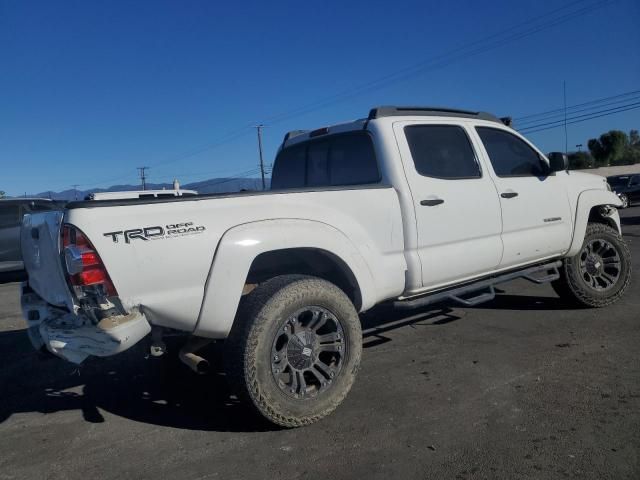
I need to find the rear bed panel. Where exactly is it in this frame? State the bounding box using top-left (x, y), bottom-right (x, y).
top-left (63, 187), bottom-right (406, 332)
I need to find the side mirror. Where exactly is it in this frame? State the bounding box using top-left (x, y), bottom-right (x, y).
top-left (548, 152), bottom-right (568, 172)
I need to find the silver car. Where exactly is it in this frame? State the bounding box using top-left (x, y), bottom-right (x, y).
top-left (0, 198), bottom-right (63, 273)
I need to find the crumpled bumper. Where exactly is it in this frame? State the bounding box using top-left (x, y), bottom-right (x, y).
top-left (21, 283), bottom-right (151, 364)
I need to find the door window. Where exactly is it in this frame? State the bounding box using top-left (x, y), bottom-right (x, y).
top-left (476, 127), bottom-right (547, 177)
top-left (404, 125), bottom-right (481, 179)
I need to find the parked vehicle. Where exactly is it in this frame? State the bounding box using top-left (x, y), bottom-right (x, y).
top-left (607, 174), bottom-right (640, 208)
top-left (86, 189), bottom-right (197, 201)
top-left (20, 106), bottom-right (630, 427)
top-left (0, 198), bottom-right (63, 274)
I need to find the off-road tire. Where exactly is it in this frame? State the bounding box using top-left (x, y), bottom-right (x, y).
top-left (551, 222), bottom-right (631, 307)
top-left (225, 275), bottom-right (362, 428)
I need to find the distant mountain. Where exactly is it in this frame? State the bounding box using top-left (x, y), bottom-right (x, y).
top-left (29, 177), bottom-right (271, 201)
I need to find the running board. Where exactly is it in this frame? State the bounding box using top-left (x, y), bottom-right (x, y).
top-left (394, 260), bottom-right (562, 310)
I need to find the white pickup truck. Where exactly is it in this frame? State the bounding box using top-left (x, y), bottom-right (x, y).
top-left (21, 106), bottom-right (631, 427)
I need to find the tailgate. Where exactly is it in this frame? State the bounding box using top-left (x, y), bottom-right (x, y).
top-left (21, 211), bottom-right (75, 311)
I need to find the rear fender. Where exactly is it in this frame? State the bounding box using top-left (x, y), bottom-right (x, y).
top-left (566, 189), bottom-right (622, 257)
top-left (194, 219), bottom-right (376, 338)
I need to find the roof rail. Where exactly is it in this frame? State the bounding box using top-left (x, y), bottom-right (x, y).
top-left (367, 106), bottom-right (501, 123)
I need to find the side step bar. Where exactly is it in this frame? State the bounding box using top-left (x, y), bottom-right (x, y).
top-left (394, 260), bottom-right (562, 310)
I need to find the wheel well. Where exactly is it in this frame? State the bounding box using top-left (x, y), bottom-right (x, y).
top-left (245, 248), bottom-right (362, 309)
top-left (588, 205), bottom-right (617, 231)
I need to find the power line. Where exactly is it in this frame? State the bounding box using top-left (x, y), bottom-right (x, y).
top-left (51, 0), bottom-right (615, 196)
top-left (520, 102), bottom-right (640, 134)
top-left (520, 101), bottom-right (640, 131)
top-left (62, 0), bottom-right (611, 192)
top-left (515, 88), bottom-right (640, 124)
top-left (261, 0), bottom-right (612, 126)
top-left (516, 93), bottom-right (640, 126)
top-left (149, 0), bottom-right (610, 179)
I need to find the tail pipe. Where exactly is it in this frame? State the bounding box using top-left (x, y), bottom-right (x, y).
top-left (179, 336), bottom-right (212, 374)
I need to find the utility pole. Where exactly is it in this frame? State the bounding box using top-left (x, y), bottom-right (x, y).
top-left (137, 167), bottom-right (149, 190)
top-left (71, 184), bottom-right (80, 200)
top-left (255, 125), bottom-right (266, 190)
top-left (563, 81), bottom-right (568, 154)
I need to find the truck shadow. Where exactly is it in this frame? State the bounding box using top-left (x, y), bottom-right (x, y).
top-left (0, 291), bottom-right (581, 433)
top-left (468, 293), bottom-right (582, 311)
top-left (0, 331), bottom-right (276, 433)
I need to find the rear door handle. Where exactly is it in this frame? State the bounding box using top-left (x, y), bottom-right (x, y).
top-left (500, 192), bottom-right (519, 199)
top-left (420, 198), bottom-right (444, 206)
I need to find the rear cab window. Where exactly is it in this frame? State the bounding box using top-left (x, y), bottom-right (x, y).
top-left (271, 131), bottom-right (380, 190)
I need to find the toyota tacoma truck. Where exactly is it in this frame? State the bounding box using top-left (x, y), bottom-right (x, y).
top-left (20, 106), bottom-right (631, 427)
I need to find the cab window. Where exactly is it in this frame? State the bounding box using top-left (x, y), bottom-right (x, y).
top-left (476, 127), bottom-right (547, 177)
top-left (271, 132), bottom-right (380, 189)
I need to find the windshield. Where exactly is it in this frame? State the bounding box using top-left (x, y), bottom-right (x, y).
top-left (607, 176), bottom-right (629, 187)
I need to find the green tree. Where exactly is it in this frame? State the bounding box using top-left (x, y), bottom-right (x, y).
top-left (621, 146), bottom-right (640, 165)
top-left (630, 129), bottom-right (640, 147)
top-left (588, 130), bottom-right (629, 166)
top-left (567, 151), bottom-right (595, 169)
top-left (0, 190), bottom-right (5, 198)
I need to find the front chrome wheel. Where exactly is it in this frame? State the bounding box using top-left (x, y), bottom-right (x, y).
top-left (619, 194), bottom-right (629, 209)
top-left (578, 239), bottom-right (622, 291)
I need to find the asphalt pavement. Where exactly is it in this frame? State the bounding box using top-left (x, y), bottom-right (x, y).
top-left (1, 207), bottom-right (639, 479)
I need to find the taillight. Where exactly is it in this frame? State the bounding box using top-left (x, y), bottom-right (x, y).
top-left (62, 224), bottom-right (117, 297)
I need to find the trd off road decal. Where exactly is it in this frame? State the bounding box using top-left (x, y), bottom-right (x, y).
top-left (104, 222), bottom-right (206, 244)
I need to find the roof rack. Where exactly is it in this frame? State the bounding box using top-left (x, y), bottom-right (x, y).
top-left (367, 106), bottom-right (501, 123)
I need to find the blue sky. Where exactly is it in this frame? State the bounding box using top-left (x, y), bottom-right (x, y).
top-left (1, 0), bottom-right (639, 195)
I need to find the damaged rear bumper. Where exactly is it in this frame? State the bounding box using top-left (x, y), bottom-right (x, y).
top-left (21, 283), bottom-right (151, 364)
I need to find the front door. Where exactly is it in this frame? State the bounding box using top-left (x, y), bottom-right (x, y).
top-left (473, 126), bottom-right (573, 268)
top-left (394, 121), bottom-right (503, 290)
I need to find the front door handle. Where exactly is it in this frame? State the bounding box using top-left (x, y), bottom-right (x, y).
top-left (501, 192), bottom-right (519, 199)
top-left (420, 198), bottom-right (445, 206)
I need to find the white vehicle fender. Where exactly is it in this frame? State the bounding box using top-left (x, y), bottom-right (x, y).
top-left (193, 219), bottom-right (377, 338)
top-left (566, 189), bottom-right (622, 257)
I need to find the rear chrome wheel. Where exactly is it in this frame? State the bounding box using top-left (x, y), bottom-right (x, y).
top-left (226, 275), bottom-right (362, 427)
top-left (271, 306), bottom-right (347, 400)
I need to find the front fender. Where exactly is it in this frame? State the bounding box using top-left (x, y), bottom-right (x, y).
top-left (566, 189), bottom-right (622, 257)
top-left (193, 219), bottom-right (377, 338)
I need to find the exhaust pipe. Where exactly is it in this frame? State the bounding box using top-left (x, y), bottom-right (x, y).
top-left (179, 336), bottom-right (212, 375)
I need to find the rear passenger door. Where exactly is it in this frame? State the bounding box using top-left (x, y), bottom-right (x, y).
top-left (473, 126), bottom-right (572, 268)
top-left (393, 121), bottom-right (503, 289)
